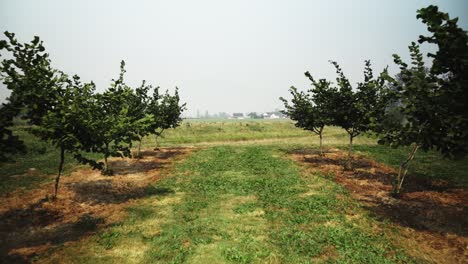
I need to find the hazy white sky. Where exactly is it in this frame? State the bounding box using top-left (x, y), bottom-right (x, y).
top-left (1, 0), bottom-right (467, 116)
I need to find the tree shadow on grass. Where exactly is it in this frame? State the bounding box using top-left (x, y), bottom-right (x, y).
top-left (108, 159), bottom-right (164, 175)
top-left (364, 192), bottom-right (468, 236)
top-left (0, 213), bottom-right (103, 263)
top-left (71, 180), bottom-right (174, 204)
top-left (138, 148), bottom-right (187, 160)
top-left (283, 148), bottom-right (335, 156)
top-left (107, 148), bottom-right (187, 176)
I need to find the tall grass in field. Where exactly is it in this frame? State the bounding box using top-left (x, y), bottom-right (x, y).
top-left (141, 119), bottom-right (376, 147)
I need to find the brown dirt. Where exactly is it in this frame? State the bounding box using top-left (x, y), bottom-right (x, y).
top-left (290, 149), bottom-right (468, 264)
top-left (0, 147), bottom-right (193, 263)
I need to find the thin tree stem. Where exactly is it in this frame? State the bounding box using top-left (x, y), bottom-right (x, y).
top-left (104, 142), bottom-right (109, 174)
top-left (394, 144), bottom-right (419, 196)
top-left (54, 146), bottom-right (65, 198)
top-left (319, 126), bottom-right (324, 156)
top-left (346, 134), bottom-right (353, 170)
top-left (137, 138), bottom-right (142, 158)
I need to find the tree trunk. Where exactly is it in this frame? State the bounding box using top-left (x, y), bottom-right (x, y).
top-left (103, 142), bottom-right (110, 175)
top-left (346, 134), bottom-right (353, 170)
top-left (154, 135), bottom-right (159, 150)
top-left (319, 126), bottom-right (324, 156)
top-left (154, 129), bottom-right (164, 150)
top-left (393, 144), bottom-right (419, 197)
top-left (137, 138), bottom-right (143, 158)
top-left (54, 146), bottom-right (65, 198)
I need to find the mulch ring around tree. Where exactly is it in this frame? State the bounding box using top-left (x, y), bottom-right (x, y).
top-left (290, 148), bottom-right (467, 264)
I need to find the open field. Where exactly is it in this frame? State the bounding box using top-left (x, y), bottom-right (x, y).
top-left (1, 119), bottom-right (467, 263)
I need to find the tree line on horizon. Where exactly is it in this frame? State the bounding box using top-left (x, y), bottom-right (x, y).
top-left (0, 34), bottom-right (186, 197)
top-left (281, 5), bottom-right (468, 196)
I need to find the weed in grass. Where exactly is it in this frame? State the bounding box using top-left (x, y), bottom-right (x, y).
top-left (98, 231), bottom-right (121, 250)
top-left (73, 214), bottom-right (104, 231)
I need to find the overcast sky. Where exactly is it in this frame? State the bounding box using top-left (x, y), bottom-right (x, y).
top-left (1, 0), bottom-right (467, 116)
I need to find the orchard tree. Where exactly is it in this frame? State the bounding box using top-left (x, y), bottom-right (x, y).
top-left (0, 32), bottom-right (99, 196)
top-left (304, 71), bottom-right (338, 154)
top-left (127, 80), bottom-right (154, 158)
top-left (76, 61), bottom-right (134, 175)
top-left (329, 60), bottom-right (387, 169)
top-left (376, 6), bottom-right (468, 196)
top-left (33, 76), bottom-right (96, 196)
top-left (148, 87), bottom-right (185, 149)
top-left (417, 5), bottom-right (468, 157)
top-left (0, 31), bottom-right (59, 160)
top-left (280, 73), bottom-right (336, 155)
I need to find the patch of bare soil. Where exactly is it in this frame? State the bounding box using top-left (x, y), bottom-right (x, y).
top-left (0, 147), bottom-right (192, 263)
top-left (290, 149), bottom-right (467, 264)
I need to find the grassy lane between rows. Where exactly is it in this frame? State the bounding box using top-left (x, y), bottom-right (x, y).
top-left (40, 146), bottom-right (419, 263)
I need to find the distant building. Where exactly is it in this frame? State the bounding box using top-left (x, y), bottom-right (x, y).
top-left (262, 111), bottom-right (285, 119)
top-left (232, 113), bottom-right (245, 119)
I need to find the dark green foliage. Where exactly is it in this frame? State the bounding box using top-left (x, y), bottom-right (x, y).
top-left (329, 60), bottom-right (387, 140)
top-left (75, 61), bottom-right (135, 175)
top-left (416, 5), bottom-right (468, 158)
top-left (0, 104), bottom-right (25, 160)
top-left (34, 76), bottom-right (96, 195)
top-left (0, 31), bottom-right (59, 160)
top-left (0, 32), bottom-right (59, 125)
top-left (378, 43), bottom-right (437, 150)
top-left (127, 80), bottom-right (154, 157)
top-left (375, 6), bottom-right (468, 195)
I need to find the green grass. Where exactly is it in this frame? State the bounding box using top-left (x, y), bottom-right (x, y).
top-left (41, 146), bottom-right (419, 263)
top-left (142, 119), bottom-right (312, 146)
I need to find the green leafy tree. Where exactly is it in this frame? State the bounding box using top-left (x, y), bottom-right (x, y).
top-left (0, 32), bottom-right (99, 196)
top-left (0, 32), bottom-right (59, 160)
top-left (376, 6), bottom-right (468, 196)
top-left (329, 60), bottom-right (387, 169)
top-left (76, 61), bottom-right (134, 175)
top-left (280, 73), bottom-right (336, 155)
top-left (33, 76), bottom-right (96, 196)
top-left (148, 87), bottom-right (185, 149)
top-left (127, 80), bottom-right (154, 158)
top-left (417, 5), bottom-right (468, 157)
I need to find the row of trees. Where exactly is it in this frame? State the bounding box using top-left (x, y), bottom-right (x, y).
top-left (0, 33), bottom-right (185, 197)
top-left (281, 5), bottom-right (468, 196)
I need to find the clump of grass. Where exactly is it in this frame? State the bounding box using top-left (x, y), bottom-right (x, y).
top-left (73, 214), bottom-right (104, 231)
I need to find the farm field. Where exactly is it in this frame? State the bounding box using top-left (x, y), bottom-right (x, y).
top-left (0, 119), bottom-right (466, 263)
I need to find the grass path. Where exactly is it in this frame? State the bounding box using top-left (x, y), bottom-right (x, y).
top-left (40, 146), bottom-right (417, 263)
